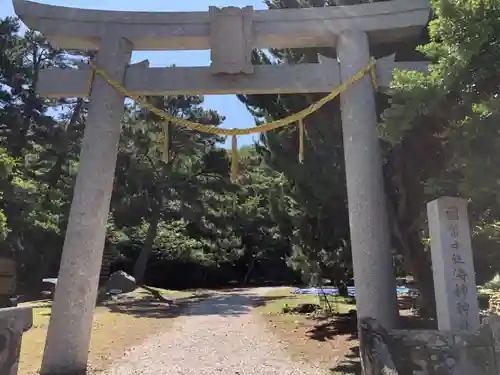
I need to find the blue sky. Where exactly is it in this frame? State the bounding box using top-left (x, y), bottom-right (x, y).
top-left (0, 0), bottom-right (266, 146)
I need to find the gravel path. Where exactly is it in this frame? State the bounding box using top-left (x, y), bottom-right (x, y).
top-left (100, 288), bottom-right (323, 375)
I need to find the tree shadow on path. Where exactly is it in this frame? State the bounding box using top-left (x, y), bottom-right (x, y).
top-left (303, 311), bottom-right (361, 374)
top-left (306, 311), bottom-right (358, 342)
top-left (331, 346), bottom-right (361, 374)
top-left (104, 290), bottom-right (285, 319)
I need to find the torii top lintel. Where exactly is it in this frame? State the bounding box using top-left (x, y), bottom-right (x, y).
top-left (13, 0), bottom-right (429, 53)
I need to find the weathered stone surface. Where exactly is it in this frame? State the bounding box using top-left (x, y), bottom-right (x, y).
top-left (359, 318), bottom-right (399, 375)
top-left (40, 35), bottom-right (132, 375)
top-left (0, 307), bottom-right (32, 375)
top-left (338, 29), bottom-right (399, 329)
top-left (105, 271), bottom-right (136, 294)
top-left (482, 315), bottom-right (500, 366)
top-left (209, 6), bottom-right (253, 75)
top-left (427, 197), bottom-right (480, 332)
top-left (360, 317), bottom-right (498, 375)
top-left (13, 0), bottom-right (430, 51)
top-left (36, 55), bottom-right (429, 98)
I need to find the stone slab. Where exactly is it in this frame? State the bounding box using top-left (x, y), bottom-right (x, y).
top-left (482, 315), bottom-right (500, 366)
top-left (0, 306), bottom-right (32, 332)
top-left (427, 197), bottom-right (480, 332)
top-left (360, 317), bottom-right (497, 375)
top-left (13, 0), bottom-right (430, 51)
top-left (209, 6), bottom-right (253, 74)
top-left (0, 307), bottom-right (33, 375)
top-left (36, 55), bottom-right (428, 97)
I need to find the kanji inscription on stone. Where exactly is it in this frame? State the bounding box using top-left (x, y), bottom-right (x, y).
top-left (427, 197), bottom-right (480, 332)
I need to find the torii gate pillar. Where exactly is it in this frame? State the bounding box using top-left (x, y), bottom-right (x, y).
top-left (41, 36), bottom-right (132, 374)
top-left (338, 29), bottom-right (400, 329)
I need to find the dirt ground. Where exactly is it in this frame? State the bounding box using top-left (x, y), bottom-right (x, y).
top-left (19, 286), bottom-right (427, 375)
top-left (19, 287), bottom-right (197, 375)
top-left (97, 288), bottom-right (325, 375)
top-left (254, 288), bottom-right (434, 375)
top-left (253, 288), bottom-right (360, 375)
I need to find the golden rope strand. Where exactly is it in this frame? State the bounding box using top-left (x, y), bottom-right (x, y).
top-left (88, 58), bottom-right (375, 136)
top-left (231, 135), bottom-right (238, 182)
top-left (87, 64), bottom-right (96, 97)
top-left (298, 119), bottom-right (305, 164)
top-left (162, 122), bottom-right (170, 164)
top-left (369, 56), bottom-right (377, 89)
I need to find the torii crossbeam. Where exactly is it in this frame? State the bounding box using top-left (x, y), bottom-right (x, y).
top-left (39, 54), bottom-right (428, 97)
top-left (15, 0), bottom-right (428, 51)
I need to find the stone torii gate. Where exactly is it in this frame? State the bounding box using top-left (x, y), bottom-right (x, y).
top-left (13, 0), bottom-right (430, 373)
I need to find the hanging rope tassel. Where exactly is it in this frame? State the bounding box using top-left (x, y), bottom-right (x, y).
top-left (231, 135), bottom-right (238, 182)
top-left (87, 62), bottom-right (96, 98)
top-left (162, 121), bottom-right (170, 164)
top-left (369, 56), bottom-right (377, 89)
top-left (298, 119), bottom-right (305, 164)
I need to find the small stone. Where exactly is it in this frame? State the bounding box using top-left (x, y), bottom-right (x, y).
top-left (106, 271), bottom-right (137, 294)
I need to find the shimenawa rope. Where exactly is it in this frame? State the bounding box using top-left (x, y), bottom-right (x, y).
top-left (86, 58), bottom-right (378, 181)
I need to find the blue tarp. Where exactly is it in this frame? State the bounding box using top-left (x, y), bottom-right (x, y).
top-left (293, 287), bottom-right (339, 295)
top-left (293, 286), bottom-right (417, 297)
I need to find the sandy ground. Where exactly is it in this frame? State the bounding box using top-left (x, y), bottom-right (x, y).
top-left (99, 288), bottom-right (324, 375)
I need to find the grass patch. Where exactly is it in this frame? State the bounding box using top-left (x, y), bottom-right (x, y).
top-left (19, 287), bottom-right (195, 375)
top-left (257, 287), bottom-right (355, 315)
top-left (255, 287), bottom-right (360, 374)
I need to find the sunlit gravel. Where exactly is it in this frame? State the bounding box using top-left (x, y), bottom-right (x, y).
top-left (99, 288), bottom-right (323, 375)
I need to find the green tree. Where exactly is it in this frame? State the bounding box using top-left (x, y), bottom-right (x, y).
top-left (238, 0), bottom-right (417, 288)
top-left (112, 95), bottom-right (230, 284)
top-left (381, 0), bottom-right (500, 290)
top-left (0, 17), bottom-right (79, 290)
top-left (241, 0), bottom-right (500, 316)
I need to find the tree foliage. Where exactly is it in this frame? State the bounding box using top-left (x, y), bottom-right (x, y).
top-left (239, 0), bottom-right (500, 312)
top-left (3, 0), bottom-right (500, 312)
top-left (0, 16), bottom-right (297, 292)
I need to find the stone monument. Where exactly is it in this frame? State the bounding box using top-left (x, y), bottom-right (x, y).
top-left (0, 307), bottom-right (33, 375)
top-left (427, 196), bottom-right (480, 332)
top-left (357, 197), bottom-right (487, 374)
top-left (12, 0), bottom-right (430, 373)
